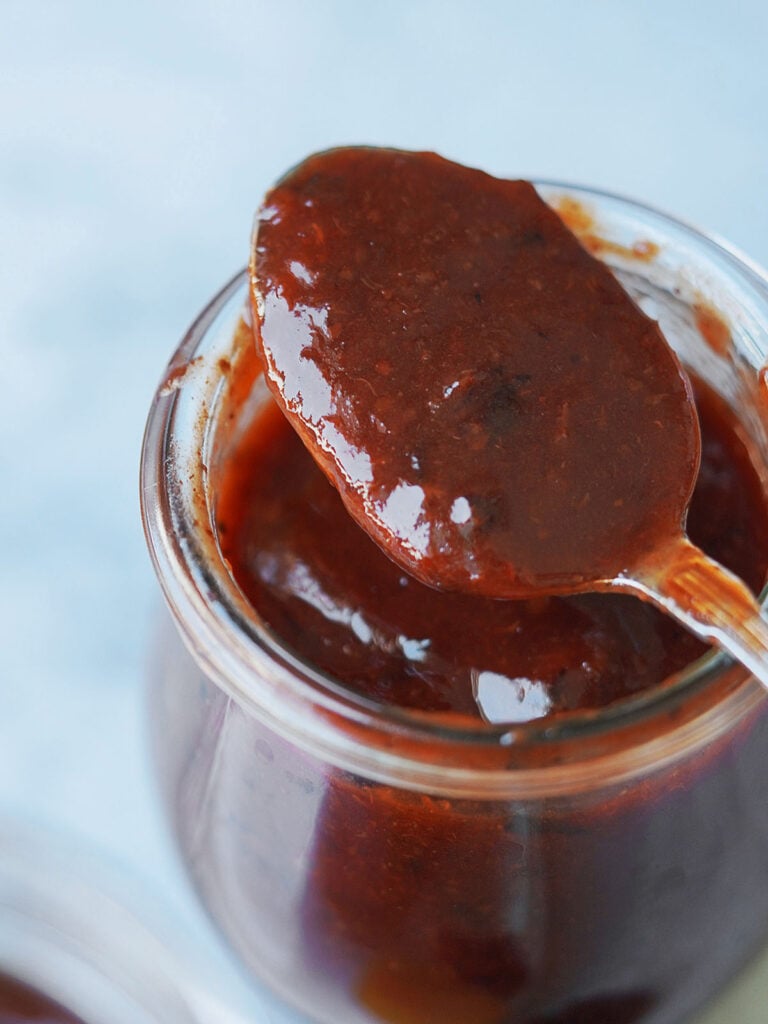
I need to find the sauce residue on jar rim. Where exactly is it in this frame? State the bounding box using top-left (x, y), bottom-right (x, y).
top-left (695, 300), bottom-right (732, 357)
top-left (552, 194), bottom-right (660, 263)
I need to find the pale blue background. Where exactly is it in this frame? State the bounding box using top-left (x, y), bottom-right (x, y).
top-left (2, 1), bottom-right (768, 1020)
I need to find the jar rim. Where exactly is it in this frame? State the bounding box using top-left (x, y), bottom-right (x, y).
top-left (140, 181), bottom-right (768, 791)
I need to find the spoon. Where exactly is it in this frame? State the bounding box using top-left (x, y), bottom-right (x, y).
top-left (249, 146), bottom-right (768, 688)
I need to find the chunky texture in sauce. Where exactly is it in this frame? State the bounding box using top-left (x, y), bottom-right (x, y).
top-left (218, 377), bottom-right (768, 723)
top-left (251, 147), bottom-right (700, 597)
top-left (0, 974), bottom-right (83, 1024)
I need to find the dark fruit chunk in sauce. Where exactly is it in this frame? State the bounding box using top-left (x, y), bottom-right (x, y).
top-left (0, 973), bottom-right (84, 1024)
top-left (251, 147), bottom-right (700, 598)
top-left (217, 376), bottom-right (768, 723)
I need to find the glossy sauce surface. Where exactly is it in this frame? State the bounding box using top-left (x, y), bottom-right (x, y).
top-left (217, 377), bottom-right (768, 723)
top-left (251, 147), bottom-right (700, 597)
top-left (0, 974), bottom-right (84, 1024)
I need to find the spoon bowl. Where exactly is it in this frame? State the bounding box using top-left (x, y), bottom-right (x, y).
top-left (250, 147), bottom-right (768, 690)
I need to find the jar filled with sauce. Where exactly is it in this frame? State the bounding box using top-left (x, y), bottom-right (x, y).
top-left (141, 184), bottom-right (768, 1024)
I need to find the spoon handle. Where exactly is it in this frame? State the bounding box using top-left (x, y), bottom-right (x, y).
top-left (619, 536), bottom-right (768, 691)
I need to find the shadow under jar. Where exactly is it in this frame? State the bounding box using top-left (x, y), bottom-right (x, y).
top-left (141, 185), bottom-right (768, 1024)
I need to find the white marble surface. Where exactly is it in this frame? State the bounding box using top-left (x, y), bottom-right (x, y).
top-left (2, 1), bottom-right (768, 1020)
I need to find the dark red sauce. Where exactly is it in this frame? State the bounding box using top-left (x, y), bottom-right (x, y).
top-left (217, 377), bottom-right (768, 723)
top-left (0, 974), bottom-right (83, 1024)
top-left (209, 374), bottom-right (768, 1022)
top-left (193, 153), bottom-right (768, 1024)
top-left (251, 147), bottom-right (700, 597)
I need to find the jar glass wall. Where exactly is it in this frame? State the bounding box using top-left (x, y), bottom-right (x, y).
top-left (141, 186), bottom-right (768, 1024)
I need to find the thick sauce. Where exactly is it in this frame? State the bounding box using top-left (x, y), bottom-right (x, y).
top-left (209, 367), bottom-right (768, 1023)
top-left (0, 974), bottom-right (83, 1024)
top-left (218, 377), bottom-right (768, 723)
top-left (251, 147), bottom-right (700, 597)
top-left (192, 153), bottom-right (768, 1023)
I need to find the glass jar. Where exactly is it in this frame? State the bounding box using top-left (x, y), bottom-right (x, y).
top-left (141, 185), bottom-right (768, 1024)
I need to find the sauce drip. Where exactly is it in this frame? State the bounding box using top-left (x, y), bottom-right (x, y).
top-left (251, 147), bottom-right (700, 597)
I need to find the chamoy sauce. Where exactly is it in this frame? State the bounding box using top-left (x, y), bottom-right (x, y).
top-left (194, 155), bottom-right (768, 1024)
top-left (212, 366), bottom-right (768, 1023)
top-left (218, 377), bottom-right (768, 722)
top-left (251, 147), bottom-right (700, 597)
top-left (0, 974), bottom-right (84, 1024)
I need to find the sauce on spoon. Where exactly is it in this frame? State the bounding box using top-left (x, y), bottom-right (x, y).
top-left (250, 147), bottom-right (768, 681)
